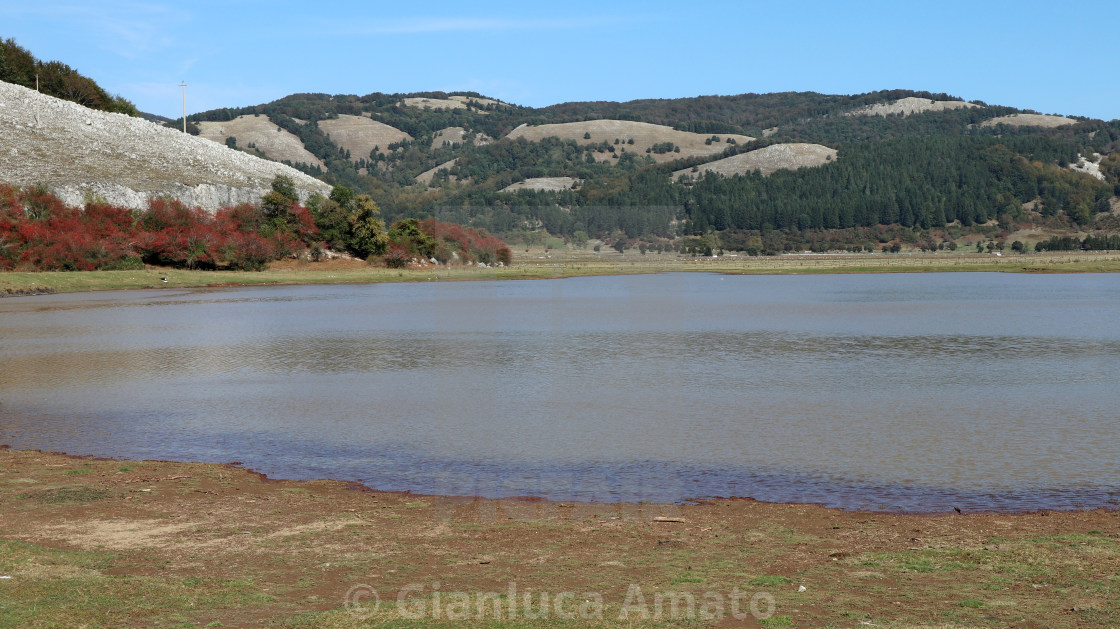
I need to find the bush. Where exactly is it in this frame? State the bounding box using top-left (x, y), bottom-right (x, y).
top-left (0, 185), bottom-right (318, 271)
top-left (0, 184), bottom-right (512, 272)
top-left (383, 245), bottom-right (410, 268)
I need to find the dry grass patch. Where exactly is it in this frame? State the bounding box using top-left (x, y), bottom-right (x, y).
top-left (400, 96), bottom-right (466, 110)
top-left (400, 96), bottom-right (509, 111)
top-left (673, 143), bottom-right (836, 180)
top-left (198, 114), bottom-right (325, 168)
top-left (319, 115), bottom-right (412, 163)
top-left (981, 113), bottom-right (1077, 128)
top-left (845, 97), bottom-right (980, 118)
top-left (430, 126), bottom-right (492, 150)
top-left (505, 119), bottom-right (754, 163)
top-left (415, 158), bottom-right (460, 184)
top-left (500, 177), bottom-right (581, 192)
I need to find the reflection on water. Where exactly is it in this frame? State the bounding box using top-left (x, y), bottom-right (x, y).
top-left (2, 273), bottom-right (1119, 512)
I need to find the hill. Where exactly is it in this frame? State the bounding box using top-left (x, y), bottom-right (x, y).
top-left (7, 56), bottom-right (1114, 256)
top-left (318, 114), bottom-right (412, 164)
top-left (181, 86), bottom-right (1119, 253)
top-left (197, 115), bottom-right (326, 169)
top-left (0, 81), bottom-right (329, 210)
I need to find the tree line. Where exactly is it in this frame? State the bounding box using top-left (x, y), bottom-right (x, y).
top-left (0, 38), bottom-right (137, 115)
top-left (0, 177), bottom-right (512, 272)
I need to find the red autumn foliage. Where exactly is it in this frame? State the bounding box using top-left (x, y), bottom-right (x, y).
top-left (383, 244), bottom-right (411, 268)
top-left (0, 184), bottom-right (319, 272)
top-left (418, 218), bottom-right (512, 265)
top-left (0, 184), bottom-right (512, 272)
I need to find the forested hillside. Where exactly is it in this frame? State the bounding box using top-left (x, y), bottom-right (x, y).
top-left (185, 86), bottom-right (1119, 252)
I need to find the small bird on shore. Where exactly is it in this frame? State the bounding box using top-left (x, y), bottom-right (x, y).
top-left (160, 277), bottom-right (168, 283)
top-left (953, 506), bottom-right (962, 514)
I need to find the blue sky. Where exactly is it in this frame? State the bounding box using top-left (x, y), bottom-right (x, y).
top-left (3, 0), bottom-right (1118, 121)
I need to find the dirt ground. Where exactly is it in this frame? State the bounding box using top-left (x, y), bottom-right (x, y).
top-left (1, 447), bottom-right (1118, 628)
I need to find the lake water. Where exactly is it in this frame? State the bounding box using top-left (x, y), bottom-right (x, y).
top-left (2, 273), bottom-right (1119, 512)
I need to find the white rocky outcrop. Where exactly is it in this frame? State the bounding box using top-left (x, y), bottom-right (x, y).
top-left (0, 80), bottom-right (330, 211)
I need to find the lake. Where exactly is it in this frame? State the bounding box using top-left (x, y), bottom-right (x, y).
top-left (2, 272), bottom-right (1118, 512)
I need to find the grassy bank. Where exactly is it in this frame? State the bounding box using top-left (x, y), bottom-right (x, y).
top-left (1, 449), bottom-right (1118, 627)
top-left (3, 250), bottom-right (1120, 296)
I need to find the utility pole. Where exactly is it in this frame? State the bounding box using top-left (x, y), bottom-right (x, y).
top-left (180, 82), bottom-right (187, 133)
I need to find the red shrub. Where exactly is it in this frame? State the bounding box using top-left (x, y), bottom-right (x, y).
top-left (416, 218), bottom-right (512, 265)
top-left (383, 244), bottom-right (410, 268)
top-left (215, 203), bottom-right (265, 234)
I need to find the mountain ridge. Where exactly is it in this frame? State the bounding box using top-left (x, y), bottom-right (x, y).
top-left (178, 88), bottom-right (1116, 247)
top-left (4, 76), bottom-right (1118, 252)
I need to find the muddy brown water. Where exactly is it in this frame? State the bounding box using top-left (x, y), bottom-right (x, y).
top-left (2, 272), bottom-right (1118, 512)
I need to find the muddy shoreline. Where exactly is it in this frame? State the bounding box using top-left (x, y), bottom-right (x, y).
top-left (3, 446), bottom-right (1118, 627)
top-left (5, 444), bottom-right (1117, 517)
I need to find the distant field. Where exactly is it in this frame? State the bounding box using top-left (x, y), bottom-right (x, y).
top-left (400, 95), bottom-right (508, 111)
top-left (499, 176), bottom-right (580, 192)
top-left (197, 115), bottom-right (325, 169)
top-left (3, 251), bottom-right (1118, 296)
top-left (318, 115), bottom-right (411, 163)
top-left (414, 158), bottom-right (459, 184)
top-left (430, 126), bottom-right (493, 149)
top-left (400, 96), bottom-right (467, 110)
top-left (981, 113), bottom-right (1077, 128)
top-left (673, 143), bottom-right (837, 180)
top-left (846, 97), bottom-right (979, 117)
top-left (506, 119), bottom-right (754, 163)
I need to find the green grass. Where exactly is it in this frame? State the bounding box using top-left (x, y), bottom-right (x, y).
top-left (959, 599), bottom-right (985, 608)
top-left (0, 540), bottom-right (279, 628)
top-left (18, 486), bottom-right (109, 504)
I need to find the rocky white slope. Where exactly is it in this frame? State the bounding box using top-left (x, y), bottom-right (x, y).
top-left (0, 81), bottom-right (330, 211)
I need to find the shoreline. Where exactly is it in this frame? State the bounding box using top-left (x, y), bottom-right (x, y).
top-left (3, 446), bottom-right (1118, 627)
top-left (5, 444), bottom-right (1117, 517)
top-left (3, 249), bottom-right (1120, 296)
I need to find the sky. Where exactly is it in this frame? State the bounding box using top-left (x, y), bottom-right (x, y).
top-left (3, 0), bottom-right (1118, 121)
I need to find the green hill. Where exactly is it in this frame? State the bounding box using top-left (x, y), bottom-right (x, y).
top-left (187, 87), bottom-right (1119, 252)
